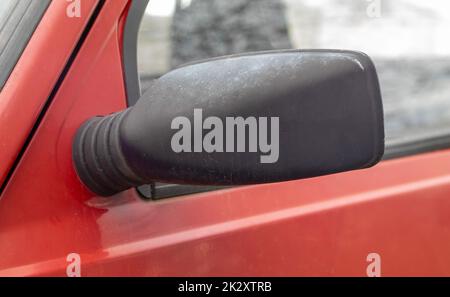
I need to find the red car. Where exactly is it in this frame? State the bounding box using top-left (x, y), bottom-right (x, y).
top-left (1, 0), bottom-right (450, 277)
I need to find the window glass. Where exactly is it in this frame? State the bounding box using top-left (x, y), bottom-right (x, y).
top-left (0, 0), bottom-right (50, 90)
top-left (0, 0), bottom-right (19, 51)
top-left (0, 1), bottom-right (16, 23)
top-left (138, 0), bottom-right (450, 146)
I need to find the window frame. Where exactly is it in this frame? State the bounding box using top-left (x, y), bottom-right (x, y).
top-left (122, 0), bottom-right (149, 106)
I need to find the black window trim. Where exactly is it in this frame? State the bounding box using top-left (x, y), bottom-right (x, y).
top-left (122, 0), bottom-right (149, 106)
top-left (384, 129), bottom-right (450, 160)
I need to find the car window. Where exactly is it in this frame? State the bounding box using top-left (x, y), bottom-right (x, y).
top-left (136, 0), bottom-right (450, 198)
top-left (0, 0), bottom-right (50, 90)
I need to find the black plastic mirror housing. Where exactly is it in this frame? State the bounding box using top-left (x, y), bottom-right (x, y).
top-left (73, 50), bottom-right (384, 196)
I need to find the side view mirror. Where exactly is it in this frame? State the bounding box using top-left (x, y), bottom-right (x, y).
top-left (73, 50), bottom-right (384, 197)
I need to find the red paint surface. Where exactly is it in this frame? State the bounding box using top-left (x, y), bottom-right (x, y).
top-left (1, 0), bottom-right (450, 276)
top-left (0, 0), bottom-right (99, 187)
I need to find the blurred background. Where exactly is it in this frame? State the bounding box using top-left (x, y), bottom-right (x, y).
top-left (137, 0), bottom-right (450, 145)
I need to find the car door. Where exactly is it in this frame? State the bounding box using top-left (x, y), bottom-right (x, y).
top-left (1, 0), bottom-right (450, 277)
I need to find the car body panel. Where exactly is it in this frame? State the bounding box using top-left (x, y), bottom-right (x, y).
top-left (0, 0), bottom-right (99, 187)
top-left (0, 0), bottom-right (450, 277)
top-left (2, 145), bottom-right (450, 276)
